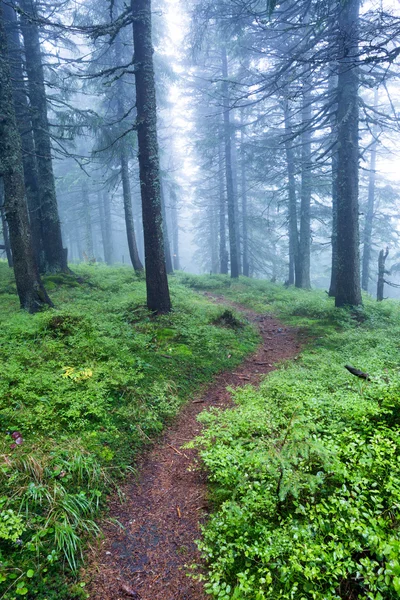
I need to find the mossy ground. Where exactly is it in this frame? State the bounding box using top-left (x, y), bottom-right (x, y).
top-left (0, 264), bottom-right (258, 600)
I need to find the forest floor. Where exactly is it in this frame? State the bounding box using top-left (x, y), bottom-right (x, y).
top-left (87, 295), bottom-right (301, 600)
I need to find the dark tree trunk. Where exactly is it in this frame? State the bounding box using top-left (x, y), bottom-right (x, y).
top-left (231, 132), bottom-right (241, 274)
top-left (0, 181), bottom-right (13, 267)
top-left (328, 70), bottom-right (339, 297)
top-left (0, 4), bottom-right (52, 311)
top-left (169, 188), bottom-right (180, 270)
top-left (102, 190), bottom-right (113, 264)
top-left (240, 111), bottom-right (249, 277)
top-left (283, 100), bottom-right (299, 285)
top-left (218, 137), bottom-right (228, 274)
top-left (297, 91), bottom-right (312, 289)
top-left (98, 188), bottom-right (106, 262)
top-left (18, 0), bottom-right (67, 273)
top-left (377, 247), bottom-right (388, 302)
top-left (121, 151), bottom-right (144, 272)
top-left (209, 199), bottom-right (219, 273)
top-left (221, 46), bottom-right (239, 279)
top-left (3, 2), bottom-right (43, 268)
top-left (131, 0), bottom-right (171, 313)
top-left (362, 88), bottom-right (379, 293)
top-left (335, 0), bottom-right (362, 308)
top-left (160, 182), bottom-right (173, 275)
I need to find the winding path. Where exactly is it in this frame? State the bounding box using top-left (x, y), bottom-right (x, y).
top-left (87, 296), bottom-right (301, 600)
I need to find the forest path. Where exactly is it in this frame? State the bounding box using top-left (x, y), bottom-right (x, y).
top-left (87, 295), bottom-right (302, 600)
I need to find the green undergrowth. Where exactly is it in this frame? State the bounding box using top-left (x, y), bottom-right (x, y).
top-left (181, 274), bottom-right (400, 599)
top-left (0, 264), bottom-right (258, 600)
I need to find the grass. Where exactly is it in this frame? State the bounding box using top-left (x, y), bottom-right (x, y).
top-left (0, 264), bottom-right (259, 600)
top-left (179, 274), bottom-right (400, 600)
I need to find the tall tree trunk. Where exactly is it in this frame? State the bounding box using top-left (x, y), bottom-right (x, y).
top-left (240, 111), bottom-right (249, 277)
top-left (377, 247), bottom-right (388, 302)
top-left (18, 0), bottom-right (67, 273)
top-left (102, 189), bottom-right (113, 264)
top-left (231, 131), bottom-right (242, 274)
top-left (0, 3), bottom-right (52, 311)
top-left (328, 70), bottom-right (339, 297)
top-left (221, 46), bottom-right (239, 279)
top-left (297, 91), bottom-right (312, 289)
top-left (335, 0), bottom-right (362, 307)
top-left (218, 137), bottom-right (228, 274)
top-left (209, 199), bottom-right (219, 273)
top-left (170, 188), bottom-right (180, 271)
top-left (0, 180), bottom-right (13, 267)
top-left (131, 0), bottom-right (171, 313)
top-left (361, 88), bottom-right (379, 293)
top-left (3, 2), bottom-right (43, 268)
top-left (121, 151), bottom-right (144, 272)
top-left (82, 181), bottom-right (94, 261)
top-left (160, 181), bottom-right (173, 274)
top-left (283, 100), bottom-right (299, 285)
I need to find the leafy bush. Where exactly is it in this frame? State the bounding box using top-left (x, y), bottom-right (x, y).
top-left (189, 279), bottom-right (400, 600)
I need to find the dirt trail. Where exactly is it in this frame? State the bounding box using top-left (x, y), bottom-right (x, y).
top-left (87, 296), bottom-right (302, 600)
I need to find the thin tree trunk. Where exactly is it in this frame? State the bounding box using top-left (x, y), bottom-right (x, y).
top-left (283, 100), bottom-right (299, 285)
top-left (209, 199), bottom-right (219, 273)
top-left (98, 188), bottom-right (107, 262)
top-left (121, 151), bottom-right (144, 272)
top-left (102, 190), bottom-right (113, 264)
top-left (362, 88), bottom-right (379, 293)
top-left (18, 0), bottom-right (67, 273)
top-left (335, 0), bottom-right (362, 307)
top-left (328, 69), bottom-right (339, 297)
top-left (240, 111), bottom-right (249, 277)
top-left (297, 91), bottom-right (312, 289)
top-left (82, 181), bottom-right (94, 261)
top-left (377, 247), bottom-right (388, 302)
top-left (160, 181), bottom-right (173, 274)
top-left (231, 131), bottom-right (242, 274)
top-left (170, 188), bottom-right (180, 270)
top-left (131, 0), bottom-right (171, 313)
top-left (221, 46), bottom-right (239, 279)
top-left (218, 137), bottom-right (228, 274)
top-left (0, 181), bottom-right (13, 267)
top-left (0, 4), bottom-right (52, 311)
top-left (3, 2), bottom-right (43, 268)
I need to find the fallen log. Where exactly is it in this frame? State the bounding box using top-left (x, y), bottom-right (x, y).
top-left (344, 365), bottom-right (371, 381)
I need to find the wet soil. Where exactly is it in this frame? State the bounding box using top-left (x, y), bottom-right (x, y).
top-left (87, 296), bottom-right (302, 600)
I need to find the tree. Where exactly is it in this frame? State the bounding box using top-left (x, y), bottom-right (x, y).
top-left (335, 0), bottom-right (362, 307)
top-left (0, 1), bottom-right (52, 312)
top-left (131, 0), bottom-right (171, 313)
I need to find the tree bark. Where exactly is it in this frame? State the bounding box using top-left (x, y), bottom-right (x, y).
top-left (3, 2), bottom-right (43, 268)
top-left (0, 180), bottom-right (13, 267)
top-left (361, 88), bottom-right (379, 293)
top-left (335, 0), bottom-right (362, 307)
top-left (283, 100), bottom-right (299, 285)
top-left (131, 0), bottom-right (171, 313)
top-left (221, 46), bottom-right (239, 279)
top-left (218, 136), bottom-right (228, 274)
top-left (18, 0), bottom-right (67, 273)
top-left (328, 70), bottom-right (339, 297)
top-left (240, 110), bottom-right (249, 277)
top-left (82, 181), bottom-right (94, 261)
top-left (297, 90), bottom-right (312, 289)
top-left (121, 151), bottom-right (144, 272)
top-left (0, 3), bottom-right (52, 311)
top-left (102, 190), bottom-right (113, 264)
top-left (160, 181), bottom-right (173, 275)
top-left (377, 247), bottom-right (388, 302)
top-left (170, 188), bottom-right (180, 271)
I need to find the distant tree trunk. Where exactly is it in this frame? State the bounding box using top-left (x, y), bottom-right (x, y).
top-left (362, 88), bottom-right (379, 293)
top-left (240, 110), bottom-right (249, 277)
top-left (377, 247), bottom-right (388, 302)
top-left (160, 182), bottom-right (173, 274)
top-left (3, 2), bottom-right (43, 268)
top-left (0, 181), bottom-right (13, 267)
top-left (218, 138), bottom-right (228, 274)
top-left (170, 188), bottom-right (180, 270)
top-left (231, 132), bottom-right (242, 274)
top-left (297, 90), bottom-right (312, 289)
top-left (209, 199), bottom-right (219, 273)
top-left (335, 0), bottom-right (362, 308)
top-left (131, 0), bottom-right (171, 313)
top-left (98, 189), bottom-right (106, 261)
top-left (328, 69), bottom-right (339, 297)
top-left (0, 5), bottom-right (52, 311)
top-left (18, 0), bottom-right (67, 274)
top-left (221, 46), bottom-right (239, 279)
top-left (102, 190), bottom-right (113, 264)
top-left (121, 151), bottom-right (144, 272)
top-left (283, 100), bottom-right (299, 285)
top-left (82, 181), bottom-right (94, 261)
